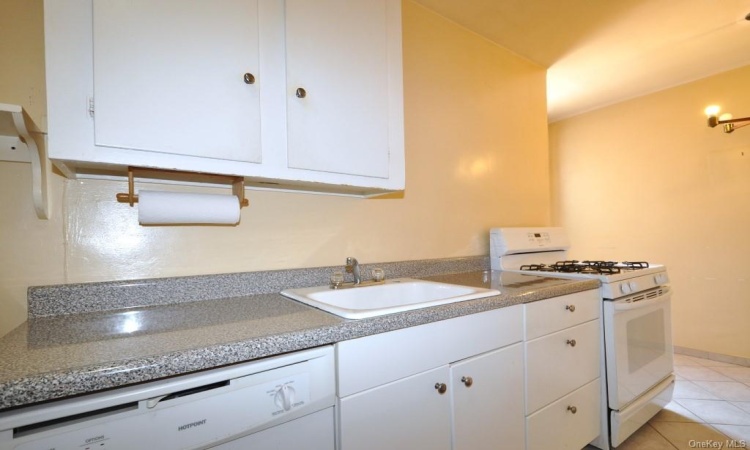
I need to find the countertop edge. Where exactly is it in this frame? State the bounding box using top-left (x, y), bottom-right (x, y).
top-left (0, 276), bottom-right (599, 411)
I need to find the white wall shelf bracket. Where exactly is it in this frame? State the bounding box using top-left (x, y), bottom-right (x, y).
top-left (0, 103), bottom-right (49, 219)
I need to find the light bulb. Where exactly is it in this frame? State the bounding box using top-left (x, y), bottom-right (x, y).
top-left (704, 105), bottom-right (720, 117)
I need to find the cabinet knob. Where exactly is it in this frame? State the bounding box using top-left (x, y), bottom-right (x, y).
top-left (565, 304), bottom-right (576, 312)
top-left (566, 339), bottom-right (577, 347)
top-left (243, 73), bottom-right (255, 84)
top-left (567, 405), bottom-right (578, 414)
top-left (295, 87), bottom-right (307, 98)
top-left (434, 383), bottom-right (447, 395)
top-left (461, 376), bottom-right (473, 388)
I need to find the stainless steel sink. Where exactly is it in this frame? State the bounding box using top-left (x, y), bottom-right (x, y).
top-left (280, 278), bottom-right (500, 319)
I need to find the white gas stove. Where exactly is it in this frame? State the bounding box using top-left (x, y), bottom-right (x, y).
top-left (490, 227), bottom-right (675, 449)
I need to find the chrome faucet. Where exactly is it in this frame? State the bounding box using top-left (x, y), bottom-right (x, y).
top-left (329, 258), bottom-right (385, 289)
top-left (346, 257), bottom-right (361, 285)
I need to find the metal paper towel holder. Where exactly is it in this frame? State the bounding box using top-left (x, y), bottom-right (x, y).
top-left (115, 167), bottom-right (250, 208)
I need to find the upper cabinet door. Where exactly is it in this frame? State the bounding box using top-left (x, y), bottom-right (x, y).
top-left (284, 0), bottom-right (392, 179)
top-left (92, 0), bottom-right (262, 163)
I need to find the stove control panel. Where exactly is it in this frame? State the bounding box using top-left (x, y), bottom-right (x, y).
top-left (490, 227), bottom-right (570, 257)
top-left (603, 271), bottom-right (669, 299)
top-left (526, 231), bottom-right (552, 245)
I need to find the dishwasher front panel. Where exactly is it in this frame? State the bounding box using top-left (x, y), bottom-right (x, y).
top-left (214, 408), bottom-right (334, 450)
top-left (0, 346), bottom-right (335, 450)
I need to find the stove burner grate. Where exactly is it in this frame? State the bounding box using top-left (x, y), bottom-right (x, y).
top-left (581, 260), bottom-right (617, 268)
top-left (519, 264), bottom-right (556, 272)
top-left (519, 260), bottom-right (636, 275)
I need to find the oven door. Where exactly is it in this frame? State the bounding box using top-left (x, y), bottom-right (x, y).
top-left (603, 287), bottom-right (673, 411)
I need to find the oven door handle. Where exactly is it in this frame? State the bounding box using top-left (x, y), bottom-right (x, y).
top-left (613, 291), bottom-right (671, 311)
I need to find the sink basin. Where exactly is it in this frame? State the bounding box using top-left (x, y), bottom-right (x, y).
top-left (280, 278), bottom-right (500, 319)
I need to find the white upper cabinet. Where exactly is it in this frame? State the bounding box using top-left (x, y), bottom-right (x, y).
top-left (285, 0), bottom-right (390, 179)
top-left (44, 0), bottom-right (404, 195)
top-left (92, 0), bottom-right (262, 163)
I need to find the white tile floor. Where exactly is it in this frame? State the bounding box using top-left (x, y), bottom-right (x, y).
top-left (590, 354), bottom-right (750, 449)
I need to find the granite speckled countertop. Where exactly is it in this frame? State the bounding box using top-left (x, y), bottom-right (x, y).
top-left (0, 258), bottom-right (599, 411)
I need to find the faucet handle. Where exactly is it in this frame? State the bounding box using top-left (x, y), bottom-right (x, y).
top-left (330, 271), bottom-right (344, 289)
top-left (371, 268), bottom-right (385, 282)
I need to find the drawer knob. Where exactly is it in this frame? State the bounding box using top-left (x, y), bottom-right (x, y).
top-left (295, 87), bottom-right (307, 98)
top-left (461, 376), bottom-right (473, 387)
top-left (566, 339), bottom-right (577, 347)
top-left (567, 405), bottom-right (578, 414)
top-left (565, 304), bottom-right (576, 312)
top-left (243, 73), bottom-right (255, 84)
top-left (435, 383), bottom-right (447, 395)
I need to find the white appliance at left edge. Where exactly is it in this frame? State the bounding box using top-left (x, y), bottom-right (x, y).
top-left (0, 346), bottom-right (335, 450)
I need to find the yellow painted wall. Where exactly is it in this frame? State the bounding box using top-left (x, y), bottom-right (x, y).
top-left (550, 65), bottom-right (750, 359)
top-left (0, 0), bottom-right (46, 130)
top-left (0, 0), bottom-right (550, 336)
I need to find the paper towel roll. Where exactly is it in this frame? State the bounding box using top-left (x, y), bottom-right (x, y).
top-left (138, 190), bottom-right (241, 225)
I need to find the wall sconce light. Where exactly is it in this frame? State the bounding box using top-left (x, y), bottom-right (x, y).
top-left (705, 105), bottom-right (750, 133)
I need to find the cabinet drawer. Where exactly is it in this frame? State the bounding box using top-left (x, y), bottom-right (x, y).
top-left (337, 306), bottom-right (523, 397)
top-left (524, 289), bottom-right (599, 340)
top-left (525, 319), bottom-right (600, 413)
top-left (526, 378), bottom-right (601, 450)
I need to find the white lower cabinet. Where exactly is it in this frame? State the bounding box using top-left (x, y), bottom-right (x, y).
top-left (451, 344), bottom-right (525, 450)
top-left (335, 289), bottom-right (602, 450)
top-left (336, 306), bottom-right (525, 450)
top-left (526, 379), bottom-right (601, 450)
top-left (525, 320), bottom-right (600, 414)
top-left (524, 289), bottom-right (602, 450)
top-left (338, 366), bottom-right (453, 450)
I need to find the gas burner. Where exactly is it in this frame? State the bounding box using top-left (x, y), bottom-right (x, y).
top-left (552, 261), bottom-right (595, 274)
top-left (581, 260), bottom-right (617, 268)
top-left (553, 260), bottom-right (579, 267)
top-left (621, 261), bottom-right (649, 269)
top-left (520, 264), bottom-right (556, 272)
top-left (520, 260), bottom-right (624, 275)
top-left (550, 261), bottom-right (582, 273)
top-left (581, 261), bottom-right (621, 274)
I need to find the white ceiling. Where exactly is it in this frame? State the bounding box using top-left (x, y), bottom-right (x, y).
top-left (412, 0), bottom-right (750, 122)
